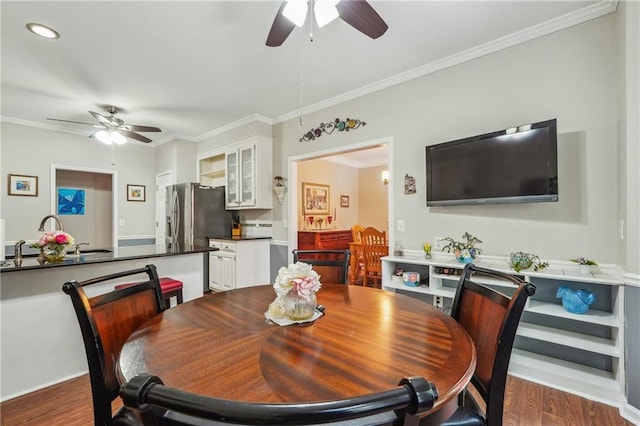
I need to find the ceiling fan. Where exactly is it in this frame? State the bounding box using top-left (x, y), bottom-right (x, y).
top-left (47, 105), bottom-right (161, 144)
top-left (266, 0), bottom-right (388, 47)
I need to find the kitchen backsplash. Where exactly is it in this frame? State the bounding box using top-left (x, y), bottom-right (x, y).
top-left (241, 220), bottom-right (273, 237)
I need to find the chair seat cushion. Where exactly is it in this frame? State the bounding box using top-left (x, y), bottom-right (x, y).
top-left (159, 277), bottom-right (183, 292)
top-left (115, 277), bottom-right (183, 293)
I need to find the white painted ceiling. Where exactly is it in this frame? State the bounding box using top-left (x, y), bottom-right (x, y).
top-left (1, 1), bottom-right (612, 146)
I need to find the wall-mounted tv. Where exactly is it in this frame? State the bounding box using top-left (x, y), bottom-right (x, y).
top-left (425, 119), bottom-right (558, 206)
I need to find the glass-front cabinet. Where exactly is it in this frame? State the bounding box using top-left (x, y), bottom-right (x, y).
top-left (240, 144), bottom-right (254, 205)
top-left (226, 149), bottom-right (239, 206)
top-left (199, 136), bottom-right (272, 210)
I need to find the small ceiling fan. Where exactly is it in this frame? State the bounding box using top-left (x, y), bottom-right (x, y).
top-left (47, 105), bottom-right (161, 144)
top-left (266, 0), bottom-right (388, 47)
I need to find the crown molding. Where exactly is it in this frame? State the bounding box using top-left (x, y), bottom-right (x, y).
top-left (193, 114), bottom-right (273, 142)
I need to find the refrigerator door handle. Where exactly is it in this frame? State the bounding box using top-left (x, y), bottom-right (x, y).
top-left (172, 190), bottom-right (180, 244)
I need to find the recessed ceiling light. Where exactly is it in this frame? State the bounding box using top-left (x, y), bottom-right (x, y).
top-left (26, 23), bottom-right (60, 40)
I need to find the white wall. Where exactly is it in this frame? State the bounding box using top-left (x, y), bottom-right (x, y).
top-left (1, 123), bottom-right (156, 244)
top-left (273, 12), bottom-right (621, 264)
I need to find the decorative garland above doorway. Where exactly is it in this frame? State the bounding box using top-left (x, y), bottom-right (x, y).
top-left (299, 118), bottom-right (366, 142)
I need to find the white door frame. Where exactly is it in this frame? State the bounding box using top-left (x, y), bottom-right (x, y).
top-left (287, 136), bottom-right (394, 263)
top-left (155, 170), bottom-right (174, 245)
top-left (50, 164), bottom-right (118, 247)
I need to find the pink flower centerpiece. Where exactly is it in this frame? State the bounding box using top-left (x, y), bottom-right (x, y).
top-left (269, 262), bottom-right (321, 321)
top-left (31, 231), bottom-right (75, 262)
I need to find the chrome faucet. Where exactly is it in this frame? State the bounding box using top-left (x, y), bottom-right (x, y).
top-left (14, 240), bottom-right (25, 267)
top-left (38, 214), bottom-right (65, 232)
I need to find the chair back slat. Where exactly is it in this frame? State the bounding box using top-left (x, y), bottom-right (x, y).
top-left (120, 373), bottom-right (439, 425)
top-left (62, 265), bottom-right (165, 426)
top-left (449, 264), bottom-right (535, 426)
top-left (292, 249), bottom-right (351, 284)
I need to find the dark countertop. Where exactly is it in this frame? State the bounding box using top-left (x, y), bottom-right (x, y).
top-left (0, 244), bottom-right (218, 273)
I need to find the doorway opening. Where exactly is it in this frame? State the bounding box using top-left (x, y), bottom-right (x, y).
top-left (287, 137), bottom-right (393, 262)
top-left (50, 164), bottom-right (118, 249)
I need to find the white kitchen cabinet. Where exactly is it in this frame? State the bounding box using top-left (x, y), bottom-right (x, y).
top-left (381, 254), bottom-right (625, 408)
top-left (225, 137), bottom-right (272, 209)
top-left (208, 238), bottom-right (271, 291)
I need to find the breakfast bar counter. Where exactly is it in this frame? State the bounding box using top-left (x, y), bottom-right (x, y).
top-left (0, 243), bottom-right (217, 273)
top-left (0, 244), bottom-right (215, 401)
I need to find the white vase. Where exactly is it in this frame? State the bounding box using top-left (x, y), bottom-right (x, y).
top-left (578, 264), bottom-right (591, 275)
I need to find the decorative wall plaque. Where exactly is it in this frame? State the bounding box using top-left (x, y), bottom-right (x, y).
top-left (299, 118), bottom-right (366, 142)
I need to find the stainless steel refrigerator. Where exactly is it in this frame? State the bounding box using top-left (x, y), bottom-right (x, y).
top-left (166, 183), bottom-right (232, 246)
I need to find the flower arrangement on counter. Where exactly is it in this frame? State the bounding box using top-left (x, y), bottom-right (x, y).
top-left (269, 262), bottom-right (321, 321)
top-left (30, 231), bottom-right (75, 262)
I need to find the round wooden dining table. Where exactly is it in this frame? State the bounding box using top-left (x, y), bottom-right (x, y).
top-left (118, 284), bottom-right (476, 422)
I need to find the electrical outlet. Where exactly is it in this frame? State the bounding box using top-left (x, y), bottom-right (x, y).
top-left (119, 219), bottom-right (125, 227)
top-left (435, 296), bottom-right (443, 309)
top-left (283, 219), bottom-right (288, 229)
top-left (434, 237), bottom-right (446, 250)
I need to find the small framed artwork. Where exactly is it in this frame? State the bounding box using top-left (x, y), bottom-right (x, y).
top-left (8, 174), bottom-right (38, 197)
top-left (340, 195), bottom-right (350, 208)
top-left (127, 184), bottom-right (146, 202)
top-left (58, 188), bottom-right (85, 215)
top-left (302, 182), bottom-right (330, 214)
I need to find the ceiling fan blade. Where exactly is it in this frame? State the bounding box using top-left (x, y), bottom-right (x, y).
top-left (336, 0), bottom-right (388, 39)
top-left (120, 130), bottom-right (152, 143)
top-left (47, 118), bottom-right (102, 127)
top-left (266, 2), bottom-right (296, 47)
top-left (120, 124), bottom-right (161, 133)
top-left (89, 110), bottom-right (115, 126)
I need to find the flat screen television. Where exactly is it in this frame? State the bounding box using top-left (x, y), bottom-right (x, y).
top-left (425, 118), bottom-right (558, 206)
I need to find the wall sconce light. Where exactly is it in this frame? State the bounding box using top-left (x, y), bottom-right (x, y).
top-left (381, 170), bottom-right (389, 186)
top-left (273, 176), bottom-right (287, 205)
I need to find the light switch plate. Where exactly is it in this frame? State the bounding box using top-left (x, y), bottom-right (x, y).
top-left (119, 219), bottom-right (125, 227)
top-left (397, 220), bottom-right (405, 232)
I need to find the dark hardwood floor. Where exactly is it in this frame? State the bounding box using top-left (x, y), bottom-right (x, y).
top-left (0, 374), bottom-right (633, 425)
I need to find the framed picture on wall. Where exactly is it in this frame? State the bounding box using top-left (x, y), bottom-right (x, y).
top-left (302, 182), bottom-right (330, 214)
top-left (7, 174), bottom-right (38, 197)
top-left (58, 188), bottom-right (85, 215)
top-left (127, 184), bottom-right (146, 202)
top-left (340, 195), bottom-right (350, 208)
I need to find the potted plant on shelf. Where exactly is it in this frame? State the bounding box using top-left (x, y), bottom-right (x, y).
top-left (508, 251), bottom-right (549, 273)
top-left (570, 256), bottom-right (598, 275)
top-left (423, 242), bottom-right (432, 259)
top-left (442, 232), bottom-right (482, 264)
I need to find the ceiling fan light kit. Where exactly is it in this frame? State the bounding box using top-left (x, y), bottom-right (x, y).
top-left (94, 130), bottom-right (126, 146)
top-left (283, 0), bottom-right (339, 28)
top-left (267, 0), bottom-right (388, 47)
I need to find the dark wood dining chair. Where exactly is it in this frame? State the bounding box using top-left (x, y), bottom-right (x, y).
top-left (62, 265), bottom-right (166, 426)
top-left (292, 249), bottom-right (351, 284)
top-left (119, 373), bottom-right (439, 425)
top-left (440, 264), bottom-right (536, 426)
top-left (360, 227), bottom-right (388, 288)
